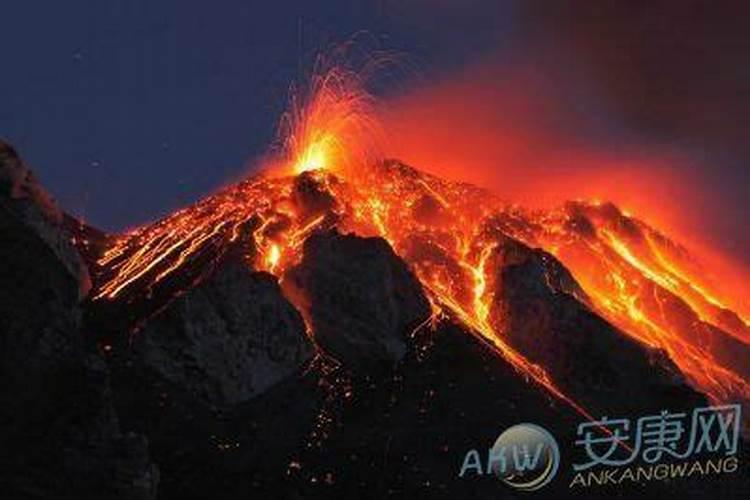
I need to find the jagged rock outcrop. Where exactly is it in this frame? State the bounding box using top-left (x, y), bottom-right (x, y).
top-left (285, 230), bottom-right (432, 369)
top-left (486, 235), bottom-right (706, 416)
top-left (292, 170), bottom-right (339, 218)
top-left (128, 257), bottom-right (315, 407)
top-left (0, 141), bottom-right (91, 297)
top-left (0, 141), bottom-right (157, 499)
top-left (634, 278), bottom-right (750, 381)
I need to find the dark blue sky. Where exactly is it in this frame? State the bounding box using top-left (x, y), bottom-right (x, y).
top-left (1, 1), bottom-right (517, 229)
top-left (2, 1), bottom-right (749, 263)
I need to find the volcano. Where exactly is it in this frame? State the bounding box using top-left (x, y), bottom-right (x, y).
top-left (1, 138), bottom-right (747, 499)
top-left (1, 64), bottom-right (749, 498)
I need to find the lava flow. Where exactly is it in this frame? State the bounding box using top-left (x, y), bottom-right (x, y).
top-left (89, 63), bottom-right (749, 422)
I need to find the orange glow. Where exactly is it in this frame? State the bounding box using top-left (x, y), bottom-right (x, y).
top-left (294, 140), bottom-right (329, 173)
top-left (91, 59), bottom-right (748, 426)
top-left (379, 59), bottom-right (739, 254)
top-left (265, 243), bottom-right (281, 273)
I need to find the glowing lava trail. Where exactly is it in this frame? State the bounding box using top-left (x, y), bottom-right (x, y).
top-left (90, 61), bottom-right (749, 422)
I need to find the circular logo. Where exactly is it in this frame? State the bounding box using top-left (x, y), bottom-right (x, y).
top-left (489, 423), bottom-right (560, 491)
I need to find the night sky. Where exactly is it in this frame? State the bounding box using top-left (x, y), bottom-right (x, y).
top-left (2, 1), bottom-right (748, 262)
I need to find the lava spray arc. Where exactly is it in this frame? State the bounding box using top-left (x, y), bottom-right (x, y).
top-left (91, 55), bottom-right (750, 428)
top-left (275, 53), bottom-right (386, 178)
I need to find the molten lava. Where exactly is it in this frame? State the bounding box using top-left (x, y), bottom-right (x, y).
top-left (90, 63), bottom-right (749, 425)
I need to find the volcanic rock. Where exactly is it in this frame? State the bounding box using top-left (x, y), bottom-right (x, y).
top-left (129, 255), bottom-right (315, 407)
top-left (487, 236), bottom-right (706, 416)
top-left (292, 170), bottom-right (339, 218)
top-left (0, 140), bottom-right (91, 297)
top-left (0, 142), bottom-right (157, 499)
top-left (637, 279), bottom-right (750, 381)
top-left (285, 230), bottom-right (432, 369)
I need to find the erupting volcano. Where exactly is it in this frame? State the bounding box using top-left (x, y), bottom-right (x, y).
top-left (4, 58), bottom-right (748, 499)
top-left (84, 62), bottom-right (749, 423)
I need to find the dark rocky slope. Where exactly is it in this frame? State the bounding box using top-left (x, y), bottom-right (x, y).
top-left (486, 235), bottom-right (707, 417)
top-left (0, 141), bottom-right (157, 499)
top-left (1, 141), bottom-right (745, 499)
